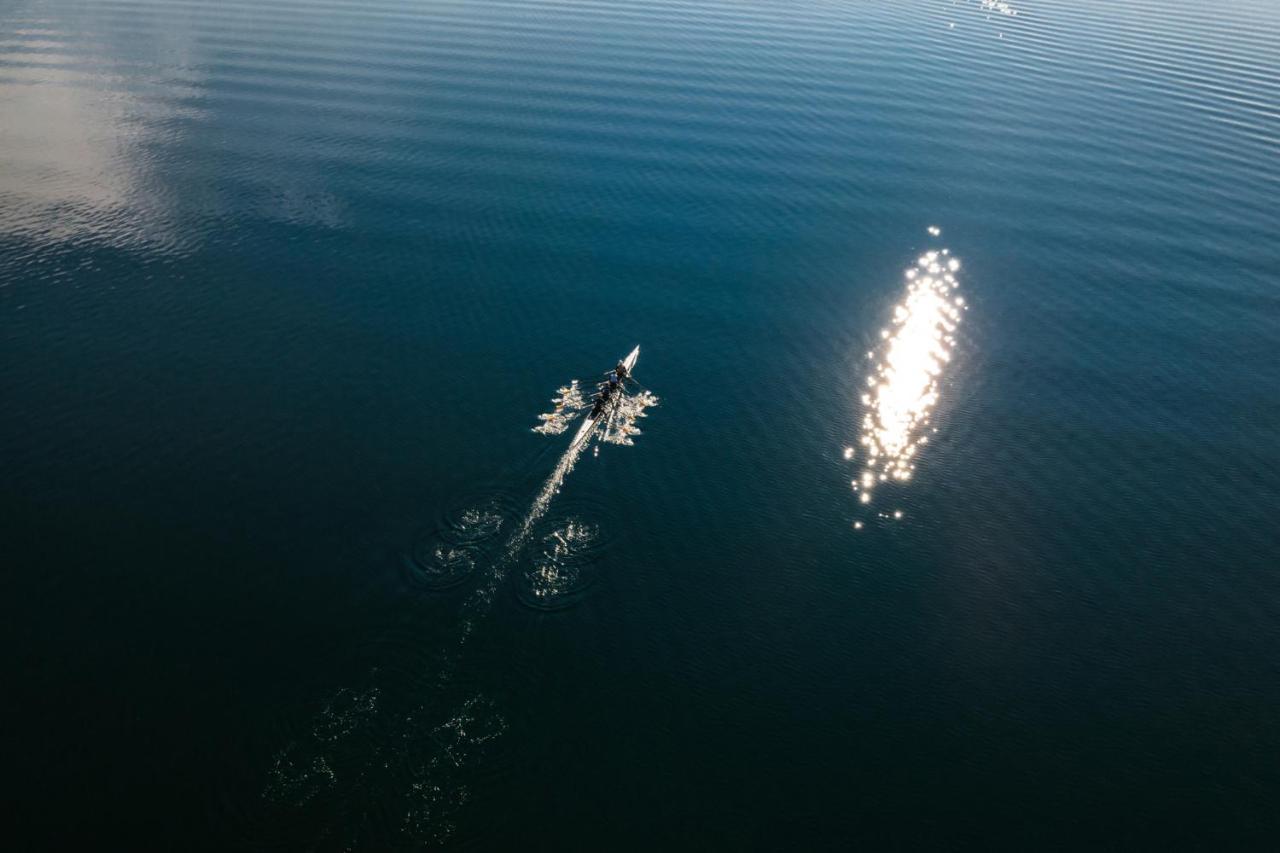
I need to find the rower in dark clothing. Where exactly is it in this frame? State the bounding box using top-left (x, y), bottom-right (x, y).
top-left (590, 389), bottom-right (609, 418)
top-left (590, 371), bottom-right (622, 418)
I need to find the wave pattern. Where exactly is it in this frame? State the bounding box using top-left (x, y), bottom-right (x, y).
top-left (5, 0), bottom-right (1279, 848)
top-left (3, 0), bottom-right (1276, 262)
top-left (515, 518), bottom-right (606, 608)
top-left (408, 499), bottom-right (509, 589)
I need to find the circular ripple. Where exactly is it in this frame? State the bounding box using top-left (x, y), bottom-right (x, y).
top-left (514, 515), bottom-right (611, 610)
top-left (406, 494), bottom-right (516, 590)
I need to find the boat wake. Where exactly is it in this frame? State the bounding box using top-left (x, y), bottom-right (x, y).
top-left (262, 368), bottom-right (657, 846)
top-left (263, 679), bottom-right (508, 848)
top-left (449, 430), bottom-right (591, 647)
top-left (407, 499), bottom-right (507, 589)
top-left (386, 414), bottom-right (605, 842)
top-left (516, 518), bottom-right (605, 608)
top-left (452, 363), bottom-right (658, 653)
top-left (263, 685), bottom-right (380, 809)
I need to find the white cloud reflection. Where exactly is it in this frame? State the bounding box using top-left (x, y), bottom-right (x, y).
top-left (0, 11), bottom-right (206, 252)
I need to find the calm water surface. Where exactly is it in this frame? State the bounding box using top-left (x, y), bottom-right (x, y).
top-left (3, 0), bottom-right (1278, 847)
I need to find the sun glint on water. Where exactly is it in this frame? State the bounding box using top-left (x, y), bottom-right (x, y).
top-left (855, 248), bottom-right (964, 507)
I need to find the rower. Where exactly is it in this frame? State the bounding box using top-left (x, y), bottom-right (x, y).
top-left (591, 374), bottom-right (619, 417)
top-left (614, 360), bottom-right (629, 381)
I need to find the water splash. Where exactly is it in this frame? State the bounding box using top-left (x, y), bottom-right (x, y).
top-left (263, 686), bottom-right (380, 807)
top-left (532, 380), bottom-right (586, 435)
top-left (401, 695), bottom-right (508, 845)
top-left (601, 389), bottom-right (661, 446)
top-left (854, 246), bottom-right (965, 509)
top-left (980, 0), bottom-right (1018, 17)
top-left (408, 500), bottom-right (506, 589)
top-left (945, 0), bottom-right (1019, 36)
top-left (517, 518), bottom-right (603, 606)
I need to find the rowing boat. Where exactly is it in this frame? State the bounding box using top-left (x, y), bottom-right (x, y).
top-left (570, 345), bottom-right (640, 449)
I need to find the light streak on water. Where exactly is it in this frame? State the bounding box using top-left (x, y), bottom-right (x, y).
top-left (513, 433), bottom-right (589, 549)
top-left (854, 247), bottom-right (965, 509)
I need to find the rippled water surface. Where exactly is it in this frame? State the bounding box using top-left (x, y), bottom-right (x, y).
top-left (4, 0), bottom-right (1279, 847)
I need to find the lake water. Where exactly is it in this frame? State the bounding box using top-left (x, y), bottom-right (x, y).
top-left (3, 0), bottom-right (1278, 847)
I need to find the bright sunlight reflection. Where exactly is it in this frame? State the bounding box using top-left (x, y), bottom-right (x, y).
top-left (854, 248), bottom-right (964, 509)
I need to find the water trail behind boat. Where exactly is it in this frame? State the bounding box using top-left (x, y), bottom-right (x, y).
top-left (263, 437), bottom-right (591, 841)
top-left (459, 382), bottom-right (657, 629)
top-left (263, 379), bottom-right (653, 846)
top-left (517, 432), bottom-right (589, 545)
top-left (375, 440), bottom-right (594, 845)
top-left (458, 428), bottom-right (590, 629)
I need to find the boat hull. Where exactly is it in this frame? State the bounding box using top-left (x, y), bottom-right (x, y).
top-left (570, 346), bottom-right (640, 448)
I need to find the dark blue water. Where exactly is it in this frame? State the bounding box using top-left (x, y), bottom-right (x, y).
top-left (4, 0), bottom-right (1278, 847)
